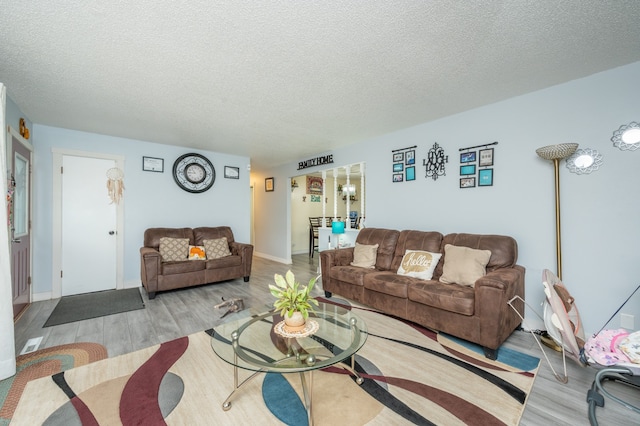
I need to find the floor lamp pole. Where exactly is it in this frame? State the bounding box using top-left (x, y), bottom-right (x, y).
top-left (553, 158), bottom-right (563, 280)
top-left (536, 143), bottom-right (578, 282)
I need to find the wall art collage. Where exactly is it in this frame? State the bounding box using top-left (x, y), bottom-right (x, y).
top-left (391, 145), bottom-right (417, 182)
top-left (459, 141), bottom-right (497, 188)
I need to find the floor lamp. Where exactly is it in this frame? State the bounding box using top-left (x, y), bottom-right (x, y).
top-left (536, 143), bottom-right (578, 352)
top-left (535, 143), bottom-right (578, 280)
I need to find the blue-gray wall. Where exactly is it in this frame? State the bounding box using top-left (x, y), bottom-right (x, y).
top-left (254, 60), bottom-right (640, 336)
top-left (31, 125), bottom-right (251, 297)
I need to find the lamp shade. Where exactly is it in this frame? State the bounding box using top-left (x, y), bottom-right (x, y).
top-left (331, 221), bottom-right (345, 234)
top-left (535, 143), bottom-right (578, 160)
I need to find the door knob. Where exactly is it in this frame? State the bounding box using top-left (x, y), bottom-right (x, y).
top-left (12, 238), bottom-right (21, 243)
top-left (108, 231), bottom-right (115, 235)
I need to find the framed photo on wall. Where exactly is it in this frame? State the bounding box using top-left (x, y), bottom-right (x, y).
top-left (479, 148), bottom-right (494, 167)
top-left (479, 168), bottom-right (494, 186)
top-left (142, 156), bottom-right (164, 172)
top-left (265, 177), bottom-right (274, 192)
top-left (393, 163), bottom-right (404, 172)
top-left (460, 151), bottom-right (476, 163)
top-left (460, 164), bottom-right (476, 176)
top-left (405, 150), bottom-right (415, 165)
top-left (393, 152), bottom-right (404, 162)
top-left (406, 166), bottom-right (415, 181)
top-left (393, 173), bottom-right (403, 183)
top-left (224, 166), bottom-right (239, 179)
top-left (460, 177), bottom-right (476, 188)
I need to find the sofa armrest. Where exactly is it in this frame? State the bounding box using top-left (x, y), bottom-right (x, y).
top-left (320, 247), bottom-right (355, 292)
top-left (140, 247), bottom-right (162, 295)
top-left (474, 265), bottom-right (525, 349)
top-left (230, 242), bottom-right (254, 279)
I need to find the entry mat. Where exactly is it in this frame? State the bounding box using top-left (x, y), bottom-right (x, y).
top-left (43, 288), bottom-right (145, 327)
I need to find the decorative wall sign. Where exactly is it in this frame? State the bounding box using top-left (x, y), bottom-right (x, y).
top-left (306, 176), bottom-right (323, 194)
top-left (297, 154), bottom-right (334, 170)
top-left (423, 142), bottom-right (448, 181)
top-left (391, 145), bottom-right (417, 183)
top-left (310, 195), bottom-right (321, 202)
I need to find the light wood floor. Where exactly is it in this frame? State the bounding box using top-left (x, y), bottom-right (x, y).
top-left (14, 254), bottom-right (639, 425)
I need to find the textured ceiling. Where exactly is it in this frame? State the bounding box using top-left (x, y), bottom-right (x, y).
top-left (1, 1), bottom-right (639, 168)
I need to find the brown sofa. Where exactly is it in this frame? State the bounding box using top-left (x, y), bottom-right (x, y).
top-left (320, 228), bottom-right (525, 359)
top-left (140, 226), bottom-right (253, 299)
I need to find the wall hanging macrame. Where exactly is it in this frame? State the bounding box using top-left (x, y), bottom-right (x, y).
top-left (106, 167), bottom-right (125, 204)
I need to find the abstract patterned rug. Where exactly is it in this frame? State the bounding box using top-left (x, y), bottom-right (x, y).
top-left (11, 299), bottom-right (539, 425)
top-left (0, 343), bottom-right (107, 426)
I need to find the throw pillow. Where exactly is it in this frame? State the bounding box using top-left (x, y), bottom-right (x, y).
top-left (439, 244), bottom-right (492, 287)
top-left (188, 245), bottom-right (207, 260)
top-left (159, 237), bottom-right (189, 262)
top-left (203, 238), bottom-right (232, 259)
top-left (397, 250), bottom-right (442, 280)
top-left (350, 243), bottom-right (379, 269)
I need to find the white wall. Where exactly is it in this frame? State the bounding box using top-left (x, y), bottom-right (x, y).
top-left (254, 61), bottom-right (640, 336)
top-left (31, 125), bottom-right (251, 297)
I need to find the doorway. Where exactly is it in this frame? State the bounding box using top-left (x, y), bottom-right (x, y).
top-left (52, 150), bottom-right (124, 298)
top-left (9, 131), bottom-right (33, 318)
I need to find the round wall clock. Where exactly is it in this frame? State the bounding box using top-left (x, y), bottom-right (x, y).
top-left (172, 153), bottom-right (215, 193)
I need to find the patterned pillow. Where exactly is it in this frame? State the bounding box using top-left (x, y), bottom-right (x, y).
top-left (188, 245), bottom-right (206, 260)
top-left (397, 250), bottom-right (442, 280)
top-left (203, 238), bottom-right (232, 259)
top-left (159, 237), bottom-right (189, 262)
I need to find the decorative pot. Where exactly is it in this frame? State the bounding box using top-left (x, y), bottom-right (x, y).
top-left (284, 311), bottom-right (306, 332)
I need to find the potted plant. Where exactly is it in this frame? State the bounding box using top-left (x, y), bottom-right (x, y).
top-left (269, 270), bottom-right (319, 331)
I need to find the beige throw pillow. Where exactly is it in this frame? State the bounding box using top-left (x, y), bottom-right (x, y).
top-left (350, 243), bottom-right (379, 269)
top-left (439, 244), bottom-right (492, 287)
top-left (203, 238), bottom-right (232, 259)
top-left (397, 250), bottom-right (442, 280)
top-left (159, 237), bottom-right (189, 262)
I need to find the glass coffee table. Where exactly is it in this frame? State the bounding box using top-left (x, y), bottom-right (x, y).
top-left (211, 301), bottom-right (367, 426)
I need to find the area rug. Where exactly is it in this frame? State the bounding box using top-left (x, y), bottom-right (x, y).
top-left (0, 343), bottom-right (107, 426)
top-left (44, 288), bottom-right (145, 327)
top-left (12, 299), bottom-right (539, 425)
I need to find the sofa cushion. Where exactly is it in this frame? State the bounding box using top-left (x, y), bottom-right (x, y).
top-left (408, 280), bottom-right (475, 316)
top-left (354, 228), bottom-right (400, 271)
top-left (162, 259), bottom-right (206, 275)
top-left (397, 250), bottom-right (442, 280)
top-left (159, 237), bottom-right (189, 262)
top-left (350, 243), bottom-right (379, 268)
top-left (188, 245), bottom-right (206, 260)
top-left (205, 255), bottom-right (242, 269)
top-left (391, 230), bottom-right (443, 271)
top-left (363, 271), bottom-right (413, 298)
top-left (439, 244), bottom-right (491, 286)
top-left (204, 238), bottom-right (232, 259)
top-left (329, 265), bottom-right (377, 287)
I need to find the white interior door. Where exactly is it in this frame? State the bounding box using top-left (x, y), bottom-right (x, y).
top-left (62, 155), bottom-right (117, 296)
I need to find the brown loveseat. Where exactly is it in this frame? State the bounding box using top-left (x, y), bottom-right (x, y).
top-left (320, 228), bottom-right (524, 359)
top-left (140, 226), bottom-right (253, 299)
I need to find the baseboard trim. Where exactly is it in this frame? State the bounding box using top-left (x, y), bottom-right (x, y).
top-left (253, 251), bottom-right (291, 264)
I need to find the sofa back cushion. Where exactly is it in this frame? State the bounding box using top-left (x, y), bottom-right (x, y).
top-left (355, 228), bottom-right (400, 271)
top-left (194, 227), bottom-right (236, 246)
top-left (434, 233), bottom-right (518, 279)
top-left (144, 228), bottom-right (194, 249)
top-left (391, 230), bottom-right (444, 272)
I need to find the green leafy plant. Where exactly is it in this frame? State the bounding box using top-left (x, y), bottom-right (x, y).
top-left (269, 270), bottom-right (319, 320)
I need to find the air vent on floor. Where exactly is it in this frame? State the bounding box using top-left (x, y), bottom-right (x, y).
top-left (20, 336), bottom-right (43, 355)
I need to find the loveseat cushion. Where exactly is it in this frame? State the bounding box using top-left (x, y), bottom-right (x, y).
top-left (144, 228), bottom-right (194, 249)
top-left (203, 238), bottom-right (232, 259)
top-left (205, 255), bottom-right (242, 269)
top-left (194, 226), bottom-right (236, 245)
top-left (162, 260), bottom-right (206, 275)
top-left (159, 237), bottom-right (190, 262)
top-left (408, 280), bottom-right (475, 316)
